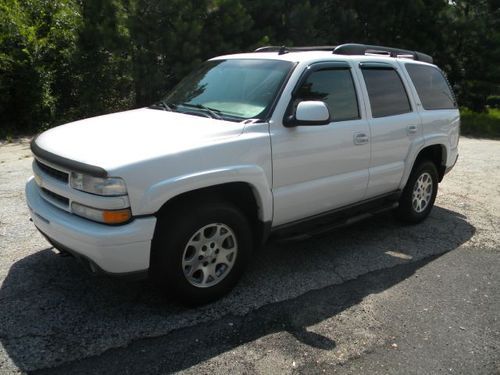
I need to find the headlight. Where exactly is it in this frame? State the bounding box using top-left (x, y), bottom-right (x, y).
top-left (70, 172), bottom-right (127, 196)
top-left (71, 202), bottom-right (132, 224)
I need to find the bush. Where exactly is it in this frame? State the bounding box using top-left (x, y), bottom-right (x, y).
top-left (486, 96), bottom-right (500, 109)
top-left (460, 108), bottom-right (500, 139)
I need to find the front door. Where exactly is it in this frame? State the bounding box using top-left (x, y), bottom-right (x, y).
top-left (271, 62), bottom-right (371, 226)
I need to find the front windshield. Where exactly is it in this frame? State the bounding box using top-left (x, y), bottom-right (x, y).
top-left (162, 59), bottom-right (294, 121)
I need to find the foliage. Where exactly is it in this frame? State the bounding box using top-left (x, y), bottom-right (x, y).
top-left (460, 108), bottom-right (500, 139)
top-left (0, 0), bottom-right (499, 136)
top-left (444, 0), bottom-right (500, 112)
top-left (0, 0), bottom-right (80, 133)
top-left (486, 95), bottom-right (500, 108)
top-left (70, 0), bottom-right (133, 120)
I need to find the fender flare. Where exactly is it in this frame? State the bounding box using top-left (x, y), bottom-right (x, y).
top-left (139, 165), bottom-right (273, 222)
top-left (399, 138), bottom-right (448, 189)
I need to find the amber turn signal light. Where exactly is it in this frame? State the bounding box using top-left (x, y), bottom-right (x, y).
top-left (71, 202), bottom-right (132, 224)
top-left (102, 209), bottom-right (132, 224)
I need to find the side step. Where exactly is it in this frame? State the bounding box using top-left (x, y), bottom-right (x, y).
top-left (271, 193), bottom-right (400, 242)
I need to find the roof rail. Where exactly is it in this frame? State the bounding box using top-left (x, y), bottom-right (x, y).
top-left (254, 45), bottom-right (337, 55)
top-left (253, 43), bottom-right (433, 64)
top-left (333, 43), bottom-right (433, 64)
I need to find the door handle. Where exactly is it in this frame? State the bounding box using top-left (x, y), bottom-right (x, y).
top-left (407, 125), bottom-right (418, 134)
top-left (353, 132), bottom-right (369, 145)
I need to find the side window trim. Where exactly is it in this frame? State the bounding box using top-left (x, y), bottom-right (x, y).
top-left (360, 64), bottom-right (413, 118)
top-left (284, 61), bottom-right (361, 125)
top-left (290, 61), bottom-right (351, 97)
top-left (359, 61), bottom-right (395, 70)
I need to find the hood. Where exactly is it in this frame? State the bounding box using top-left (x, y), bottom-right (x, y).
top-left (33, 108), bottom-right (245, 172)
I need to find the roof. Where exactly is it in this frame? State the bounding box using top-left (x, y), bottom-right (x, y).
top-left (211, 43), bottom-right (435, 66)
top-left (212, 51), bottom-right (434, 67)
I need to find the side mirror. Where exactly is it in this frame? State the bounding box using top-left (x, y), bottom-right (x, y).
top-left (286, 101), bottom-right (330, 127)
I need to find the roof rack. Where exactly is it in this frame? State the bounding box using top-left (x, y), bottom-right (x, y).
top-left (333, 43), bottom-right (433, 64)
top-left (254, 46), bottom-right (337, 55)
top-left (253, 43), bottom-right (433, 64)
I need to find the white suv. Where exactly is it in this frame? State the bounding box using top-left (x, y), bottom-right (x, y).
top-left (26, 44), bottom-right (460, 304)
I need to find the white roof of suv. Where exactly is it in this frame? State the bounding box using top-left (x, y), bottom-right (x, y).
top-left (212, 43), bottom-right (435, 67)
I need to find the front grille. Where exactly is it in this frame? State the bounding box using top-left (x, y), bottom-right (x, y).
top-left (41, 187), bottom-right (70, 207)
top-left (36, 160), bottom-right (69, 183)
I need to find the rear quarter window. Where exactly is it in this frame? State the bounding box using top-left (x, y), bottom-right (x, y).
top-left (406, 64), bottom-right (457, 110)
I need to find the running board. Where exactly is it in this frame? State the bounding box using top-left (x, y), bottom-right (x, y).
top-left (271, 193), bottom-right (400, 242)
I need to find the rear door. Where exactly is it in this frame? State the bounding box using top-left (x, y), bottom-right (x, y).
top-left (357, 62), bottom-right (421, 198)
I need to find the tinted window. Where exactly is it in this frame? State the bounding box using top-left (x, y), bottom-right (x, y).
top-left (295, 68), bottom-right (359, 122)
top-left (406, 64), bottom-right (457, 110)
top-left (362, 68), bottom-right (411, 118)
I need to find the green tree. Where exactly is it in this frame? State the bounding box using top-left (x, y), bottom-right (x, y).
top-left (444, 0), bottom-right (500, 110)
top-left (0, 0), bottom-right (80, 134)
top-left (128, 0), bottom-right (206, 107)
top-left (241, 0), bottom-right (323, 46)
top-left (70, 0), bottom-right (132, 119)
top-left (127, 0), bottom-right (255, 107)
top-left (1, 0), bottom-right (499, 136)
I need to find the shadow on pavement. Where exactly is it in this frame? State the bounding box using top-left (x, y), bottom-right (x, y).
top-left (0, 206), bottom-right (475, 372)
top-left (36, 254), bottom-right (445, 374)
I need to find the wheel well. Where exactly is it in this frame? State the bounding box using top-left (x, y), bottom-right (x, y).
top-left (415, 145), bottom-right (446, 181)
top-left (157, 182), bottom-right (266, 247)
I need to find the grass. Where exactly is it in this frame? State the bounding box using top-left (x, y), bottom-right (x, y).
top-left (460, 108), bottom-right (500, 139)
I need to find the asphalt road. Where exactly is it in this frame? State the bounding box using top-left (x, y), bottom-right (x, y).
top-left (0, 137), bottom-right (498, 374)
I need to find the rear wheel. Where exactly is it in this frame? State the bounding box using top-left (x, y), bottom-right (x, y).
top-left (151, 200), bottom-right (252, 306)
top-left (396, 160), bottom-right (438, 223)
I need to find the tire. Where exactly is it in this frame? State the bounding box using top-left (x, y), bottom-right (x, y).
top-left (150, 200), bottom-right (253, 306)
top-left (396, 160), bottom-right (438, 224)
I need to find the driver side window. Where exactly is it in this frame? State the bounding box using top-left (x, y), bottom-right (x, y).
top-left (294, 68), bottom-right (360, 122)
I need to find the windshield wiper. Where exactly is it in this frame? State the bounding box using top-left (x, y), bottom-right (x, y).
top-left (178, 103), bottom-right (223, 120)
top-left (149, 100), bottom-right (175, 112)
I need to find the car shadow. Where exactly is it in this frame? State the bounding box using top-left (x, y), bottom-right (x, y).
top-left (0, 206), bottom-right (475, 372)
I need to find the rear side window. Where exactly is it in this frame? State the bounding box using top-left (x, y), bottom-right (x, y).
top-left (361, 68), bottom-right (411, 118)
top-left (406, 64), bottom-right (457, 110)
top-left (294, 68), bottom-right (359, 122)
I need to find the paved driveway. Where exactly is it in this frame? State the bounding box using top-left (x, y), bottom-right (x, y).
top-left (0, 137), bottom-right (498, 373)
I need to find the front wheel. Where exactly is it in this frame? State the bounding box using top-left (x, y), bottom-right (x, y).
top-left (150, 200), bottom-right (253, 306)
top-left (396, 160), bottom-right (438, 224)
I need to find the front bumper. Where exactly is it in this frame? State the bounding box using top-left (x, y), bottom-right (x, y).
top-left (26, 177), bottom-right (157, 274)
